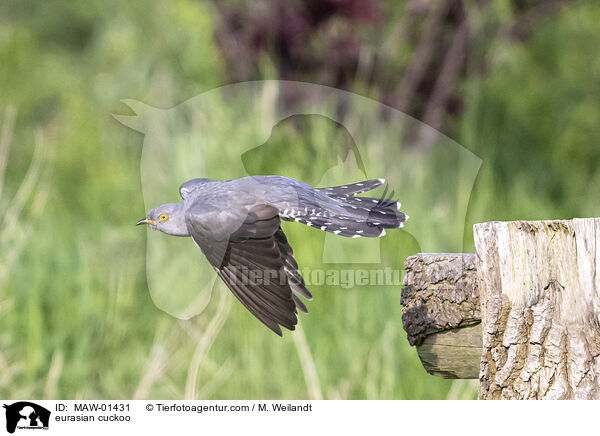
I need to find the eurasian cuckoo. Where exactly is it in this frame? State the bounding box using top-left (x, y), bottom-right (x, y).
top-left (137, 176), bottom-right (408, 335)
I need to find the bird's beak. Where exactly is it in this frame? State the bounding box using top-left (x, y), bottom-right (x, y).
top-left (136, 218), bottom-right (157, 226)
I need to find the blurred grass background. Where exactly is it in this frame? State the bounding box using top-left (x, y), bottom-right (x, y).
top-left (1, 0), bottom-right (599, 399)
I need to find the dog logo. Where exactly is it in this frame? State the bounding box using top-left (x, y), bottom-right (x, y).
top-left (3, 402), bottom-right (50, 433)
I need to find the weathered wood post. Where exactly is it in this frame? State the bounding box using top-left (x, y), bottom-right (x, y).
top-left (474, 219), bottom-right (600, 399)
top-left (401, 253), bottom-right (481, 379)
top-left (401, 218), bottom-right (600, 399)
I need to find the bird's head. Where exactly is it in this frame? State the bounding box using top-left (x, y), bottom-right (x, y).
top-left (136, 202), bottom-right (189, 236)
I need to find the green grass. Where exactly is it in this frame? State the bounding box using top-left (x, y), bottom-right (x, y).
top-left (2, 0), bottom-right (600, 400)
top-left (0, 0), bottom-right (474, 398)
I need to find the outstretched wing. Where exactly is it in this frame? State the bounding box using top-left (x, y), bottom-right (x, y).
top-left (186, 202), bottom-right (311, 335)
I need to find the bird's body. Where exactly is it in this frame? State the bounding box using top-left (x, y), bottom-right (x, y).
top-left (137, 175), bottom-right (408, 335)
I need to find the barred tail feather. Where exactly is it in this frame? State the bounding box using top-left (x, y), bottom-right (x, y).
top-left (315, 178), bottom-right (385, 196)
top-left (295, 215), bottom-right (385, 237)
top-left (288, 189), bottom-right (407, 239)
top-left (281, 179), bottom-right (407, 238)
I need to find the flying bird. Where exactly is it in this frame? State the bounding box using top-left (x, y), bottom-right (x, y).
top-left (137, 176), bottom-right (408, 335)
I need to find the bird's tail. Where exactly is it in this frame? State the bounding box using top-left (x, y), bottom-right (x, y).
top-left (284, 179), bottom-right (408, 238)
top-left (315, 178), bottom-right (386, 196)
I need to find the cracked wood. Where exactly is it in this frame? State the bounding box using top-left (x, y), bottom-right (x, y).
top-left (401, 253), bottom-right (481, 378)
top-left (474, 219), bottom-right (600, 399)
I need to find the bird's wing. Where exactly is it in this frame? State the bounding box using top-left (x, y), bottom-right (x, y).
top-left (179, 178), bottom-right (213, 200)
top-left (186, 203), bottom-right (310, 335)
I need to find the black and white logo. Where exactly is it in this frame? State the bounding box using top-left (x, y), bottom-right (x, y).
top-left (2, 402), bottom-right (50, 434)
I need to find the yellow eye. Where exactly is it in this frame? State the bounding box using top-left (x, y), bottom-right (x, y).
top-left (159, 214), bottom-right (169, 221)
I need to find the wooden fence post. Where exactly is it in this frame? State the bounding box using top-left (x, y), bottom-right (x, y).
top-left (474, 219), bottom-right (600, 399)
top-left (401, 218), bottom-right (600, 399)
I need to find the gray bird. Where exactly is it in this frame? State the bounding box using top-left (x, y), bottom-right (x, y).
top-left (136, 175), bottom-right (408, 335)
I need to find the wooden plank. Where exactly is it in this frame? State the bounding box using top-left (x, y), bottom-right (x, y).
top-left (401, 253), bottom-right (482, 379)
top-left (416, 324), bottom-right (481, 379)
